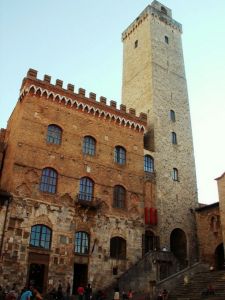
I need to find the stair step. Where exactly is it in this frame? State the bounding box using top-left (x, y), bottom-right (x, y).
top-left (167, 270), bottom-right (225, 300)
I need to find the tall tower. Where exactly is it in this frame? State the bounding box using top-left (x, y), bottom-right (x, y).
top-left (122, 1), bottom-right (198, 264)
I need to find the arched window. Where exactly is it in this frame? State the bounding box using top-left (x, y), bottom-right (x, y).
top-left (144, 155), bottom-right (154, 172)
top-left (114, 146), bottom-right (126, 165)
top-left (172, 168), bottom-right (178, 181)
top-left (110, 237), bottom-right (126, 259)
top-left (30, 224), bottom-right (52, 249)
top-left (79, 177), bottom-right (94, 201)
top-left (113, 185), bottom-right (126, 208)
top-left (40, 168), bottom-right (57, 193)
top-left (46, 124), bottom-right (62, 145)
top-left (165, 36), bottom-right (169, 44)
top-left (170, 110), bottom-right (176, 122)
top-left (171, 132), bottom-right (177, 144)
top-left (83, 136), bottom-right (96, 156)
top-left (75, 231), bottom-right (89, 254)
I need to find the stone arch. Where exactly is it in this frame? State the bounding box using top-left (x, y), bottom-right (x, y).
top-left (42, 90), bottom-right (48, 98)
top-left (170, 228), bottom-right (187, 269)
top-left (215, 243), bottom-right (225, 270)
top-left (36, 88), bottom-right (42, 97)
top-left (33, 214), bottom-right (53, 229)
top-left (144, 230), bottom-right (159, 254)
top-left (210, 215), bottom-right (220, 233)
top-left (48, 92), bottom-right (54, 100)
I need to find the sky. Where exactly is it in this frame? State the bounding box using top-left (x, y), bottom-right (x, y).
top-left (0, 0), bottom-right (224, 204)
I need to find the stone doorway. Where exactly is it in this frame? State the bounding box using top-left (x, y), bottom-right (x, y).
top-left (215, 243), bottom-right (225, 270)
top-left (27, 252), bottom-right (49, 293)
top-left (170, 228), bottom-right (187, 269)
top-left (73, 263), bottom-right (88, 294)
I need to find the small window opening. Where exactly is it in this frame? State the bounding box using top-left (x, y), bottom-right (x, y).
top-left (113, 267), bottom-right (118, 275)
top-left (161, 6), bottom-right (167, 15)
top-left (170, 110), bottom-right (176, 122)
top-left (134, 40), bottom-right (138, 48)
top-left (172, 168), bottom-right (178, 181)
top-left (171, 132), bottom-right (177, 145)
top-left (165, 36), bottom-right (169, 44)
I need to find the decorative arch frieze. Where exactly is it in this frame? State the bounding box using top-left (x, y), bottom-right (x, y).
top-left (19, 85), bottom-right (146, 132)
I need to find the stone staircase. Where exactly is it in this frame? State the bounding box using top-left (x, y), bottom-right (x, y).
top-left (168, 270), bottom-right (225, 300)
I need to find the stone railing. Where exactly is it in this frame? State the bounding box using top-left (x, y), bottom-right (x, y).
top-left (75, 194), bottom-right (102, 209)
top-left (117, 250), bottom-right (179, 294)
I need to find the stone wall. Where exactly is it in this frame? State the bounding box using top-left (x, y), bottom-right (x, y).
top-left (195, 203), bottom-right (222, 267)
top-left (216, 173), bottom-right (225, 251)
top-left (121, 1), bottom-right (198, 263)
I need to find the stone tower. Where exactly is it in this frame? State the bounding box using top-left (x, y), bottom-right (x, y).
top-left (122, 1), bottom-right (198, 265)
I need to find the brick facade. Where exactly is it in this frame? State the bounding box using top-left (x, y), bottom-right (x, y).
top-left (0, 70), bottom-right (148, 291)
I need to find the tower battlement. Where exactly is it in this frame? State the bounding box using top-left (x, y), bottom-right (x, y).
top-left (20, 69), bottom-right (147, 131)
top-left (122, 1), bottom-right (182, 41)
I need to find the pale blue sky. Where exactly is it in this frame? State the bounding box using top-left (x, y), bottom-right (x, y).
top-left (0, 0), bottom-right (224, 204)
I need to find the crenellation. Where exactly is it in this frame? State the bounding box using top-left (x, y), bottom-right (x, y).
top-left (99, 96), bottom-right (107, 105)
top-left (56, 79), bottom-right (63, 88)
top-left (21, 70), bottom-right (147, 128)
top-left (110, 100), bottom-right (117, 109)
top-left (139, 112), bottom-right (147, 122)
top-left (44, 75), bottom-right (51, 83)
top-left (78, 88), bottom-right (86, 97)
top-left (120, 104), bottom-right (126, 113)
top-left (122, 1), bottom-right (182, 41)
top-left (89, 92), bottom-right (96, 101)
top-left (67, 83), bottom-right (74, 92)
top-left (27, 68), bottom-right (37, 79)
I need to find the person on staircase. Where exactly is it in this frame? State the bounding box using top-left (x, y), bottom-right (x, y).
top-left (162, 289), bottom-right (168, 300)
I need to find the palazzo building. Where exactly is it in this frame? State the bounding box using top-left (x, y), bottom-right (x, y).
top-left (0, 1), bottom-right (199, 293)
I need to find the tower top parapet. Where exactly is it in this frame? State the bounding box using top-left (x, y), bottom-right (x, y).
top-left (122, 0), bottom-right (182, 41)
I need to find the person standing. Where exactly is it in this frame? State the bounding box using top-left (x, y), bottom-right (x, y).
top-left (20, 287), bottom-right (33, 300)
top-left (113, 287), bottom-right (120, 300)
top-left (85, 284), bottom-right (92, 300)
top-left (77, 285), bottom-right (84, 300)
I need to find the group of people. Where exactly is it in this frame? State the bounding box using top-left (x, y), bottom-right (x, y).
top-left (0, 285), bottom-right (42, 300)
top-left (0, 283), bottom-right (72, 300)
top-left (113, 287), bottom-right (133, 300)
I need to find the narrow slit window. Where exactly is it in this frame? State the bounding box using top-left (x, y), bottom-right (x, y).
top-left (172, 168), bottom-right (178, 181)
top-left (170, 110), bottom-right (176, 122)
top-left (171, 132), bottom-right (177, 144)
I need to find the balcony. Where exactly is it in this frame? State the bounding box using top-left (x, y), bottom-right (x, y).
top-left (75, 193), bottom-right (102, 210)
top-left (144, 171), bottom-right (156, 183)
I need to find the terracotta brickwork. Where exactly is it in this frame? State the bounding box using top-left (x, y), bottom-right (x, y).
top-left (0, 70), bottom-right (148, 290)
top-left (195, 203), bottom-right (222, 267)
